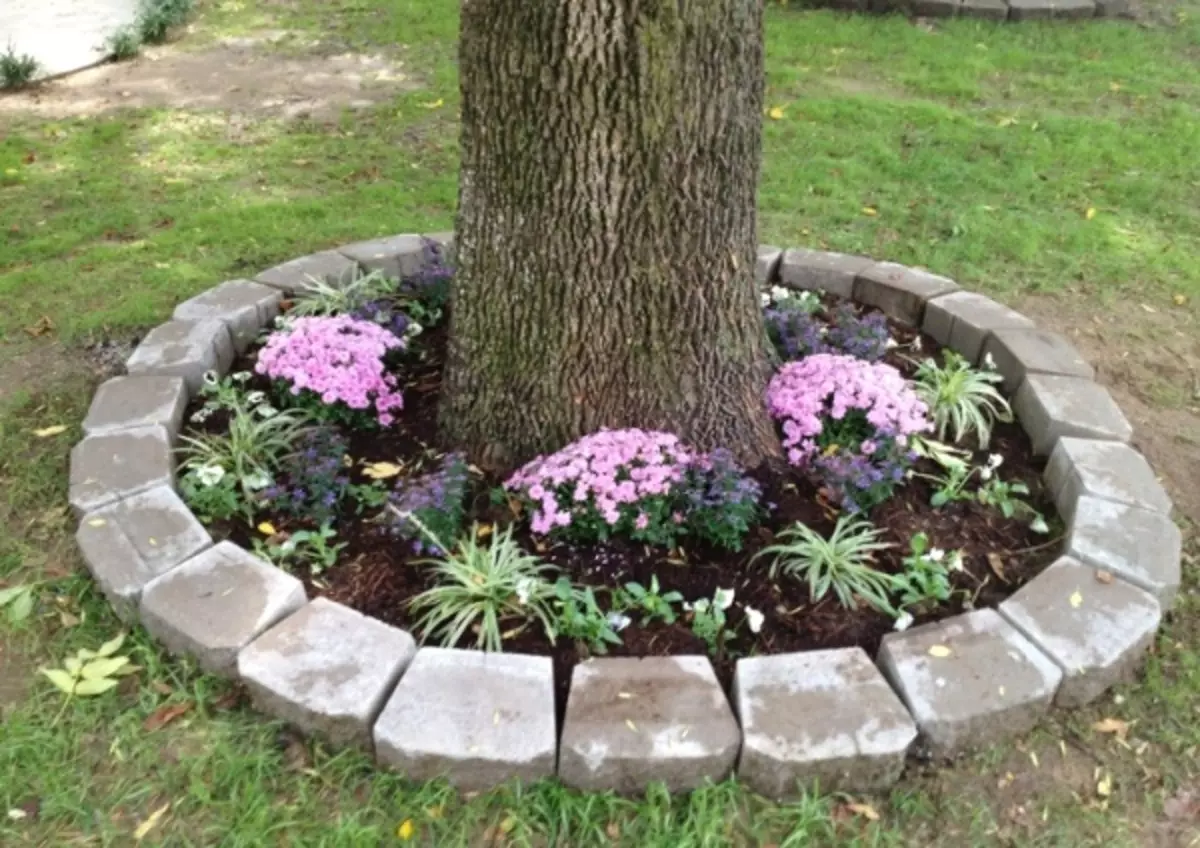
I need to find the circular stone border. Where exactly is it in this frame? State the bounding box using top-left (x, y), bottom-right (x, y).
top-left (68, 235), bottom-right (1179, 798)
top-left (799, 0), bottom-right (1131, 21)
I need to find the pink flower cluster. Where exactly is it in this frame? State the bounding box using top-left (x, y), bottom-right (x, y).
top-left (766, 353), bottom-right (931, 466)
top-left (505, 429), bottom-right (693, 536)
top-left (256, 316), bottom-right (406, 426)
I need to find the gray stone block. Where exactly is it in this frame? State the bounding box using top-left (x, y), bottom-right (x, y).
top-left (756, 245), bottom-right (784, 284)
top-left (172, 280), bottom-right (283, 353)
top-left (912, 0), bottom-right (958, 15)
top-left (339, 234), bottom-right (427, 279)
top-left (1067, 495), bottom-right (1182, 608)
top-left (374, 648), bottom-right (556, 790)
top-left (1045, 438), bottom-right (1172, 522)
top-left (237, 598), bottom-right (416, 750)
top-left (922, 291), bottom-right (1035, 364)
top-left (75, 486), bottom-right (212, 621)
top-left (959, 0), bottom-right (1009, 17)
top-left (779, 249), bottom-right (873, 299)
top-left (125, 319), bottom-right (235, 395)
top-left (877, 609), bottom-right (1062, 758)
top-left (1008, 0), bottom-right (1095, 18)
top-left (999, 557), bottom-right (1160, 707)
top-left (82, 376), bottom-right (188, 441)
top-left (254, 250), bottom-right (361, 296)
top-left (69, 426), bottom-right (174, 516)
top-left (1014, 374), bottom-right (1133, 456)
top-left (733, 649), bottom-right (916, 798)
top-left (558, 656), bottom-right (740, 794)
top-left (853, 262), bottom-right (960, 327)
top-left (1094, 0), bottom-right (1130, 15)
top-left (139, 542), bottom-right (306, 677)
top-left (980, 329), bottom-right (1095, 394)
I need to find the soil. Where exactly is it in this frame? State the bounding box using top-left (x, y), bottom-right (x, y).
top-left (192, 297), bottom-right (1060, 716)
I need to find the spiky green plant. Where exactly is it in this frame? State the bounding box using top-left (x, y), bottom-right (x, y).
top-left (912, 350), bottom-right (1012, 449)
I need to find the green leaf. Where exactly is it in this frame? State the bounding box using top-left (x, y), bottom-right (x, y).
top-left (82, 657), bottom-right (130, 680)
top-left (73, 677), bottom-right (120, 696)
top-left (931, 491), bottom-right (949, 508)
top-left (0, 585), bottom-right (27, 606)
top-left (95, 633), bottom-right (126, 658)
top-left (64, 656), bottom-right (83, 676)
top-left (39, 668), bottom-right (77, 694)
top-left (8, 588), bottom-right (33, 622)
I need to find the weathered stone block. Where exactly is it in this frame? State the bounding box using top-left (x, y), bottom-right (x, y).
top-left (922, 291), bottom-right (1035, 364)
top-left (779, 249), bottom-right (873, 299)
top-left (733, 649), bottom-right (916, 798)
top-left (254, 250), bottom-right (361, 296)
top-left (339, 234), bottom-right (427, 279)
top-left (959, 0), bottom-right (1009, 17)
top-left (853, 262), bottom-right (960, 327)
top-left (756, 245), bottom-right (784, 285)
top-left (1094, 0), bottom-right (1130, 15)
top-left (82, 376), bottom-right (188, 441)
top-left (140, 542), bottom-right (306, 677)
top-left (912, 0), bottom-right (958, 16)
top-left (1067, 495), bottom-right (1182, 608)
top-left (1045, 437), bottom-right (1172, 522)
top-left (1014, 374), bottom-right (1133, 456)
top-left (237, 598), bottom-right (416, 750)
top-left (69, 426), bottom-right (174, 516)
top-left (558, 656), bottom-right (740, 794)
top-left (999, 557), bottom-right (1160, 707)
top-left (374, 648), bottom-right (556, 790)
top-left (75, 486), bottom-right (212, 621)
top-left (877, 609), bottom-right (1062, 758)
top-left (125, 319), bottom-right (235, 394)
top-left (172, 280), bottom-right (282, 353)
top-left (1008, 0), bottom-right (1095, 18)
top-left (980, 329), bottom-right (1095, 394)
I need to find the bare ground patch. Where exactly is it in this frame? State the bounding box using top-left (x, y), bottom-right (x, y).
top-left (0, 36), bottom-right (419, 121)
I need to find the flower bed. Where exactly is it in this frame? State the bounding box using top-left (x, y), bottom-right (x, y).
top-left (174, 246), bottom-right (1062, 712)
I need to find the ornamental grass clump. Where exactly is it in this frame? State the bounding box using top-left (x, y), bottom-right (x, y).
top-left (256, 315), bottom-right (406, 426)
top-left (766, 354), bottom-right (932, 511)
top-left (505, 428), bottom-right (761, 550)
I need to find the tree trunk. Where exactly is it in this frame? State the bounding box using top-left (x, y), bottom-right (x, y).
top-left (441, 0), bottom-right (779, 471)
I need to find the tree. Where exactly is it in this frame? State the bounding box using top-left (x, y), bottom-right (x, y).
top-left (441, 0), bottom-right (778, 471)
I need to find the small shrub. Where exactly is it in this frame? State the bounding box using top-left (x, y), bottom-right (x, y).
top-left (105, 27), bottom-right (142, 60)
top-left (615, 575), bottom-right (683, 626)
top-left (912, 350), bottom-right (1012, 449)
top-left (136, 0), bottom-right (194, 44)
top-left (253, 524), bottom-right (345, 574)
top-left (386, 453), bottom-right (470, 554)
top-left (256, 315), bottom-right (406, 427)
top-left (686, 587), bottom-right (735, 656)
top-left (0, 45), bottom-right (39, 89)
top-left (893, 532), bottom-right (958, 610)
top-left (407, 524), bottom-right (559, 653)
top-left (753, 517), bottom-right (897, 615)
top-left (552, 580), bottom-right (623, 655)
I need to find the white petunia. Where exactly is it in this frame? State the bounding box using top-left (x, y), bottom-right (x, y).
top-left (760, 292), bottom-right (771, 308)
top-left (987, 453), bottom-right (1004, 469)
top-left (886, 336), bottom-right (899, 350)
top-left (983, 352), bottom-right (997, 370)
top-left (232, 371), bottom-right (252, 383)
top-left (980, 467), bottom-right (993, 482)
top-left (202, 370), bottom-right (219, 386)
top-left (770, 285), bottom-right (791, 304)
top-left (190, 408), bottom-right (212, 424)
top-left (714, 587), bottom-right (735, 610)
top-left (195, 464), bottom-right (226, 487)
top-left (893, 611), bottom-right (914, 632)
top-left (245, 391), bottom-right (266, 406)
top-left (406, 321), bottom-right (424, 338)
top-left (243, 471), bottom-right (272, 492)
top-left (1029, 515), bottom-right (1050, 534)
top-left (256, 405), bottom-right (278, 419)
top-left (927, 548), bottom-right (946, 563)
top-left (515, 577), bottom-right (537, 605)
top-left (607, 612), bottom-right (633, 632)
top-left (745, 606), bottom-right (765, 634)
top-left (912, 336), bottom-right (923, 352)
top-left (948, 551), bottom-right (965, 572)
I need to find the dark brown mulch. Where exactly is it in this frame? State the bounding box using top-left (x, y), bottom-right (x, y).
top-left (197, 301), bottom-right (1062, 717)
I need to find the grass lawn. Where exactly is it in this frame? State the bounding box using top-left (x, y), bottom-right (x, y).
top-left (2, 0), bottom-right (1199, 844)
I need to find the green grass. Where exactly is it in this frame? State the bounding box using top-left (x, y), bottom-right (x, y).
top-left (2, 0), bottom-right (1200, 844)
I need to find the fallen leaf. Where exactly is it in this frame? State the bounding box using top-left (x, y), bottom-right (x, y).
top-left (1030, 751), bottom-right (1040, 768)
top-left (425, 805), bottom-right (444, 820)
top-left (420, 98), bottom-right (444, 109)
top-left (87, 518), bottom-right (107, 527)
top-left (32, 425), bottom-right (67, 438)
top-left (144, 701), bottom-right (192, 732)
top-left (134, 802), bottom-right (170, 841)
top-left (361, 461), bottom-right (402, 480)
top-left (987, 552), bottom-right (1009, 583)
top-left (397, 819), bottom-right (415, 840)
top-left (476, 524), bottom-right (494, 540)
top-left (1097, 773), bottom-right (1113, 797)
top-left (150, 680), bottom-right (174, 696)
top-left (1086, 207), bottom-right (1097, 220)
top-left (928, 645), bottom-right (952, 658)
top-left (7, 809), bottom-right (27, 821)
top-left (606, 821), bottom-right (621, 839)
top-left (768, 106), bottom-right (785, 120)
top-left (499, 814), bottom-right (517, 834)
top-left (625, 719), bottom-right (638, 733)
top-left (23, 316), bottom-right (54, 337)
top-left (862, 206), bottom-right (878, 217)
top-left (59, 611), bottom-right (80, 628)
top-left (1069, 590), bottom-right (1083, 608)
top-left (845, 802), bottom-right (881, 821)
top-left (1173, 293), bottom-right (1188, 306)
top-left (257, 522), bottom-right (277, 536)
top-left (1095, 570), bottom-right (1114, 584)
top-left (1092, 717), bottom-right (1130, 741)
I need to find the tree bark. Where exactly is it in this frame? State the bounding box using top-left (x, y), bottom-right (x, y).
top-left (442, 0), bottom-right (779, 471)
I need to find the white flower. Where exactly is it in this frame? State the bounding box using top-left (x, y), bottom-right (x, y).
top-left (912, 336), bottom-right (923, 352)
top-left (948, 551), bottom-right (965, 572)
top-left (202, 370), bottom-right (219, 386)
top-left (189, 408), bottom-right (212, 424)
top-left (797, 291), bottom-right (819, 309)
top-left (770, 285), bottom-right (791, 304)
top-left (243, 471), bottom-right (272, 492)
top-left (886, 336), bottom-right (899, 350)
top-left (893, 611), bottom-right (914, 632)
top-left (927, 548), bottom-right (945, 563)
top-left (744, 606), bottom-right (765, 634)
top-left (245, 390), bottom-right (266, 406)
top-left (980, 467), bottom-right (993, 482)
top-left (256, 405), bottom-right (278, 419)
top-left (406, 321), bottom-right (424, 338)
top-left (607, 612), bottom-right (633, 632)
top-left (983, 352), bottom-right (997, 371)
top-left (760, 292), bottom-right (771, 308)
top-left (515, 577), bottom-right (537, 605)
top-left (232, 371), bottom-right (252, 383)
top-left (1029, 515), bottom-right (1050, 534)
top-left (713, 587), bottom-right (735, 610)
top-left (987, 453), bottom-right (1004, 469)
top-left (195, 464), bottom-right (226, 487)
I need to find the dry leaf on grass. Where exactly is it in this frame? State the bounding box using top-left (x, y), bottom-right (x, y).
top-left (143, 701), bottom-right (192, 732)
top-left (1092, 717), bottom-right (1131, 741)
top-left (134, 802), bottom-right (170, 841)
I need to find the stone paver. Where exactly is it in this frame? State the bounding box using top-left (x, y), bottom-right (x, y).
top-left (1045, 437), bottom-right (1172, 522)
top-left (1014, 374), bottom-right (1133, 456)
top-left (877, 609), bottom-right (1062, 758)
top-left (125, 319), bottom-right (235, 394)
top-left (69, 426), bottom-right (174, 515)
top-left (756, 246), bottom-right (783, 284)
top-left (999, 557), bottom-right (1160, 707)
top-left (558, 656), bottom-right (741, 794)
top-left (979, 328), bottom-right (1095, 394)
top-left (912, 0), bottom-right (958, 16)
top-left (1067, 495), bottom-right (1182, 608)
top-left (237, 598), bottom-right (416, 750)
top-left (732, 649), bottom-right (916, 797)
top-left (172, 280), bottom-right (282, 353)
top-left (1008, 0), bottom-right (1096, 18)
top-left (254, 251), bottom-right (361, 296)
top-left (140, 542), bottom-right (306, 677)
top-left (853, 262), bottom-right (960, 327)
top-left (374, 648), bottom-right (556, 790)
top-left (75, 486), bottom-right (212, 621)
top-left (778, 249), bottom-right (873, 299)
top-left (0, 0), bottom-right (137, 79)
top-left (959, 0), bottom-right (1010, 17)
top-left (82, 376), bottom-right (188, 441)
top-left (921, 291), bottom-right (1035, 364)
top-left (339, 234), bottom-right (427, 279)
